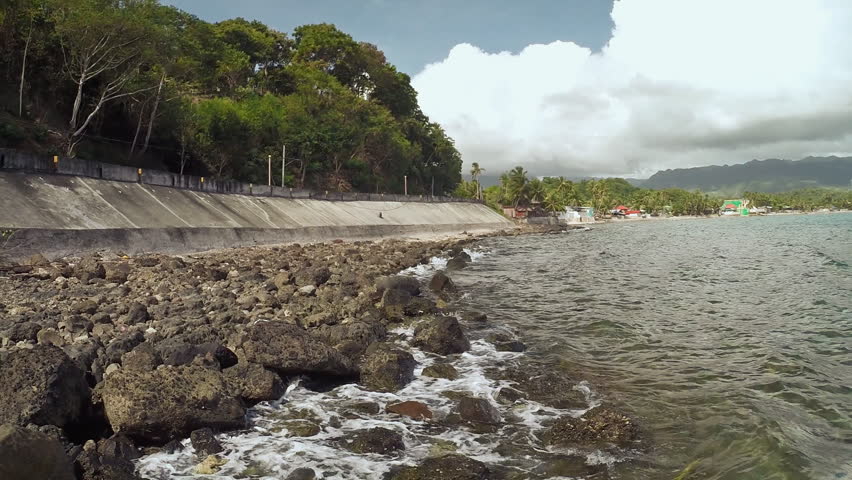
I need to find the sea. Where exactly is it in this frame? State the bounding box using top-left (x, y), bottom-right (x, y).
top-left (138, 213), bottom-right (852, 480)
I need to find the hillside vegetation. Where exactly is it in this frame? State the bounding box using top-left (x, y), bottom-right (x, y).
top-left (641, 157), bottom-right (852, 195)
top-left (0, 0), bottom-right (462, 194)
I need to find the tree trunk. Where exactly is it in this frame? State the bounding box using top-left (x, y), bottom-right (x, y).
top-left (19, 21), bottom-right (32, 117)
top-left (179, 133), bottom-right (187, 176)
top-left (140, 72), bottom-right (166, 157)
top-left (128, 99), bottom-right (145, 160)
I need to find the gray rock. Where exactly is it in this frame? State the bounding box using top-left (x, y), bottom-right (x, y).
top-left (222, 362), bottom-right (285, 404)
top-left (375, 275), bottom-right (421, 295)
top-left (457, 397), bottom-right (501, 425)
top-left (359, 343), bottom-right (416, 392)
top-left (386, 454), bottom-right (490, 480)
top-left (428, 271), bottom-right (457, 295)
top-left (341, 427), bottom-right (405, 455)
top-left (286, 467), bottom-right (316, 480)
top-left (421, 362), bottom-right (460, 380)
top-left (190, 428), bottom-right (223, 456)
top-left (543, 407), bottom-right (639, 448)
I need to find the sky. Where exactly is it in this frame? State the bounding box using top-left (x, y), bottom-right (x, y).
top-left (165, 0), bottom-right (852, 178)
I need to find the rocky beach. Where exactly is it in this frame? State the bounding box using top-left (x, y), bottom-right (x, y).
top-left (0, 226), bottom-right (640, 480)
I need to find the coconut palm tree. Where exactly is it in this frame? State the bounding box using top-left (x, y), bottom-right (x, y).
top-left (470, 162), bottom-right (485, 199)
top-left (505, 166), bottom-right (529, 208)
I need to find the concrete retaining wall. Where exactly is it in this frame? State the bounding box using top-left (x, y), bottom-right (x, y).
top-left (0, 171), bottom-right (512, 261)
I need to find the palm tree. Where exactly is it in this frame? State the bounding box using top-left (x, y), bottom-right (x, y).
top-left (470, 162), bottom-right (485, 199)
top-left (505, 166), bottom-right (529, 208)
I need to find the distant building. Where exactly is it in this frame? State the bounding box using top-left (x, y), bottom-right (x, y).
top-left (721, 199), bottom-right (750, 216)
top-left (559, 206), bottom-right (595, 223)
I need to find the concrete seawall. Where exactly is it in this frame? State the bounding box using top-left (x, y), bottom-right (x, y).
top-left (0, 171), bottom-right (512, 261)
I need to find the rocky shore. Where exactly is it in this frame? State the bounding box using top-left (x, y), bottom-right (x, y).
top-left (0, 225), bottom-right (639, 480)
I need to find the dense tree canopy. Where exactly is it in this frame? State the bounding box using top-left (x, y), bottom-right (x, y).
top-left (456, 166), bottom-right (851, 217)
top-left (0, 0), bottom-right (462, 194)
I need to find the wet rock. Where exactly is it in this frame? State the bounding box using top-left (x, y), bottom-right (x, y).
top-left (101, 365), bottom-right (246, 444)
top-left (349, 402), bottom-right (381, 415)
top-left (428, 271), bottom-right (457, 295)
top-left (75, 447), bottom-right (142, 480)
top-left (360, 343), bottom-right (416, 392)
top-left (341, 427), bottom-right (405, 455)
top-left (457, 397), bottom-right (501, 425)
top-left (422, 362), bottom-right (460, 380)
top-left (387, 401), bottom-right (433, 420)
top-left (495, 387), bottom-right (526, 405)
top-left (543, 407), bottom-right (639, 448)
top-left (229, 321), bottom-right (355, 377)
top-left (313, 320), bottom-right (387, 360)
top-left (0, 345), bottom-right (89, 427)
top-left (533, 455), bottom-right (607, 479)
top-left (283, 420), bottom-right (321, 437)
top-left (453, 251), bottom-right (472, 262)
top-left (97, 433), bottom-right (141, 461)
top-left (386, 454), bottom-right (490, 480)
top-left (460, 311), bottom-right (487, 323)
top-left (446, 257), bottom-right (468, 271)
top-left (498, 368), bottom-right (587, 409)
top-left (376, 276), bottom-right (421, 295)
top-left (0, 423), bottom-right (75, 480)
top-left (190, 428), bottom-right (223, 456)
top-left (286, 467), bottom-right (317, 480)
top-left (412, 316), bottom-right (470, 355)
top-left (222, 362), bottom-right (285, 404)
top-left (485, 332), bottom-right (526, 352)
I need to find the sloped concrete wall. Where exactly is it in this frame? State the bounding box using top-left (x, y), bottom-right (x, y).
top-left (0, 171), bottom-right (512, 260)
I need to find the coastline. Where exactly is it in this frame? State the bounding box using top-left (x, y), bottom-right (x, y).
top-left (0, 225), bottom-right (633, 479)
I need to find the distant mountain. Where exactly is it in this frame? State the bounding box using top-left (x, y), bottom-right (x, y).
top-left (641, 156), bottom-right (852, 195)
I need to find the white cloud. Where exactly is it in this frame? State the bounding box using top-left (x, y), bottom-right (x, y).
top-left (412, 0), bottom-right (852, 178)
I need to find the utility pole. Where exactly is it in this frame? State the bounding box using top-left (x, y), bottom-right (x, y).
top-left (281, 144), bottom-right (286, 187)
top-left (404, 175), bottom-right (408, 195)
top-left (267, 154), bottom-right (272, 186)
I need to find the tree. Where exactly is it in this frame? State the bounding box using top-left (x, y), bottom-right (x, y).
top-left (470, 162), bottom-right (485, 199)
top-left (504, 166), bottom-right (529, 208)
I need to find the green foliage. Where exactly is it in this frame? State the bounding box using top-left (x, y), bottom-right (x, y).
top-left (0, 1), bottom-right (462, 194)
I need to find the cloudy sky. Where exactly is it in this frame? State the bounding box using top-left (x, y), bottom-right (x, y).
top-left (165, 0), bottom-right (852, 178)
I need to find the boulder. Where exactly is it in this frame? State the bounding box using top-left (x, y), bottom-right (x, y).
top-left (0, 345), bottom-right (89, 427)
top-left (70, 299), bottom-right (99, 315)
top-left (387, 401), bottom-right (433, 420)
top-left (157, 339), bottom-right (237, 368)
top-left (386, 455), bottom-right (490, 480)
top-left (412, 316), bottom-right (470, 355)
top-left (75, 447), bottom-right (142, 480)
top-left (0, 424), bottom-right (75, 480)
top-left (104, 263), bottom-right (130, 284)
top-left (498, 368), bottom-right (587, 409)
top-left (428, 271), bottom-right (457, 295)
top-left (341, 427), bottom-right (405, 455)
top-left (313, 320), bottom-right (387, 360)
top-left (446, 257), bottom-right (468, 271)
top-left (460, 311), bottom-right (487, 323)
top-left (121, 303), bottom-right (149, 325)
top-left (485, 332), bottom-right (526, 352)
top-left (457, 397), bottom-right (501, 425)
top-left (376, 276), bottom-right (421, 296)
top-left (543, 407), bottom-right (639, 448)
top-left (97, 433), bottom-right (140, 461)
top-left (228, 321), bottom-right (355, 377)
top-left (359, 343), bottom-right (416, 392)
top-left (222, 362), bottom-right (285, 404)
top-left (26, 253), bottom-right (51, 266)
top-left (190, 428), bottom-right (223, 456)
top-left (294, 267), bottom-right (331, 287)
top-left (380, 288), bottom-right (413, 320)
top-left (101, 365), bottom-right (246, 444)
top-left (121, 343), bottom-right (160, 372)
top-left (2, 321), bottom-right (40, 342)
top-left (75, 257), bottom-right (105, 282)
top-left (286, 467), bottom-right (317, 480)
top-left (421, 363), bottom-right (460, 380)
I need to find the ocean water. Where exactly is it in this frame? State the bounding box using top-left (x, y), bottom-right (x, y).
top-left (450, 213), bottom-right (852, 479)
top-left (137, 214), bottom-right (851, 480)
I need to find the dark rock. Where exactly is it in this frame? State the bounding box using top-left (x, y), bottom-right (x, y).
top-left (228, 321), bottom-right (355, 377)
top-left (457, 397), bottom-right (501, 425)
top-left (122, 303), bottom-right (149, 325)
top-left (485, 332), bottom-right (526, 352)
top-left (498, 368), bottom-right (587, 409)
top-left (495, 387), bottom-right (526, 405)
top-left (313, 320), bottom-right (387, 360)
top-left (387, 401), bottom-right (433, 420)
top-left (190, 428), bottom-right (223, 456)
top-left (222, 362), bottom-right (285, 404)
top-left (286, 467), bottom-right (317, 480)
top-left (161, 439), bottom-right (184, 454)
top-left (349, 402), bottom-right (380, 415)
top-left (26, 253), bottom-right (51, 266)
top-left (121, 343), bottom-right (160, 372)
top-left (544, 407), bottom-right (639, 448)
top-left (101, 365), bottom-right (246, 444)
top-left (453, 251), bottom-right (472, 262)
top-left (341, 427), bottom-right (405, 455)
top-left (359, 343), bottom-right (416, 392)
top-left (412, 316), bottom-right (470, 355)
top-left (271, 272), bottom-right (293, 290)
top-left (75, 447), bottom-right (142, 480)
top-left (422, 363), bottom-right (460, 380)
top-left (0, 345), bottom-right (89, 427)
top-left (97, 433), bottom-right (141, 461)
top-left (385, 454), bottom-right (490, 480)
top-left (446, 257), bottom-right (468, 271)
top-left (76, 257), bottom-right (105, 281)
top-left (376, 276), bottom-right (421, 295)
top-left (0, 424), bottom-right (75, 480)
top-left (104, 263), bottom-right (130, 283)
top-left (460, 311), bottom-right (487, 323)
top-left (2, 321), bottom-right (40, 342)
top-left (104, 331), bottom-right (145, 365)
top-left (380, 288), bottom-right (413, 320)
top-left (428, 271), bottom-right (457, 295)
